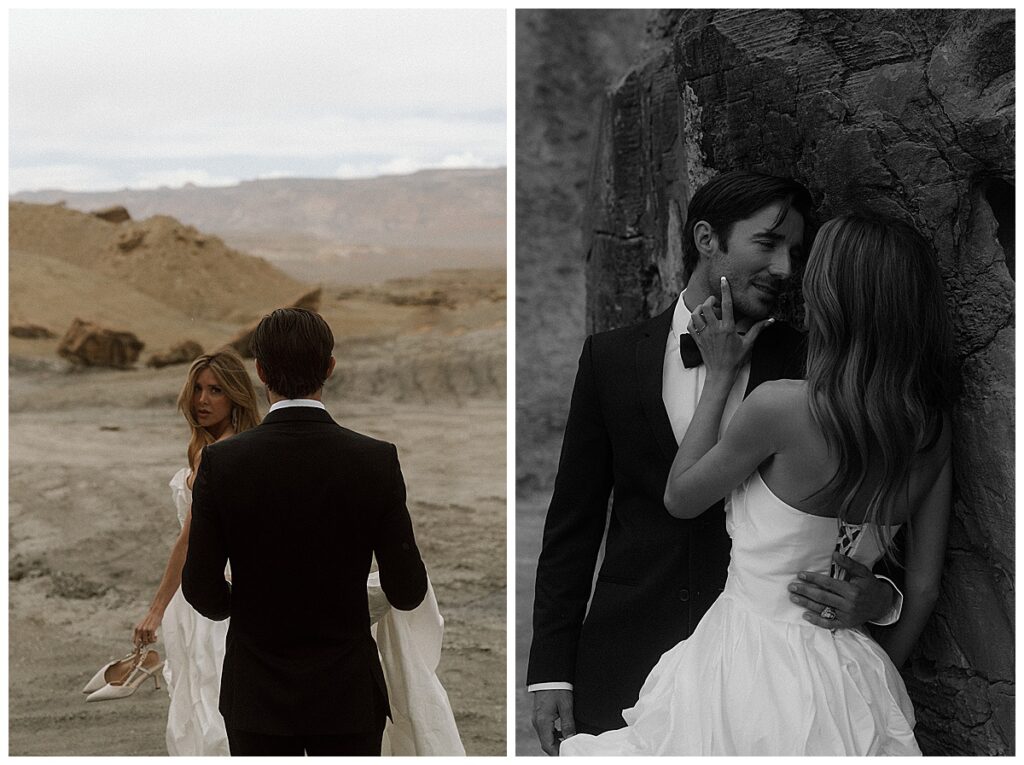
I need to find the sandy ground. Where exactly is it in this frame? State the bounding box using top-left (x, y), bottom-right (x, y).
top-left (9, 271), bottom-right (506, 756)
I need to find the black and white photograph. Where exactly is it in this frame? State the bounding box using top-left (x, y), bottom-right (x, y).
top-left (9, 8), bottom-right (506, 756)
top-left (516, 8), bottom-right (1013, 756)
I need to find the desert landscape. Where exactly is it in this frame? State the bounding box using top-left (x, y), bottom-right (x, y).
top-left (8, 180), bottom-right (506, 755)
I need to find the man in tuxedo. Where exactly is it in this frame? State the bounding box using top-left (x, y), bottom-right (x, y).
top-left (528, 171), bottom-right (903, 753)
top-left (182, 307), bottom-right (427, 756)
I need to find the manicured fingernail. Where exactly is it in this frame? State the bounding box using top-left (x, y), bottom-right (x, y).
top-left (788, 584), bottom-right (798, 592)
top-left (798, 572), bottom-right (807, 580)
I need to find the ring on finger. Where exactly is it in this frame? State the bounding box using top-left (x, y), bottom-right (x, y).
top-left (820, 605), bottom-right (837, 620)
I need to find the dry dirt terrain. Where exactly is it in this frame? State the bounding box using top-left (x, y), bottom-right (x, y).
top-left (8, 202), bottom-right (506, 755)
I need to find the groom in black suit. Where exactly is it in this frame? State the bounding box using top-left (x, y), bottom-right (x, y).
top-left (182, 308), bottom-right (427, 756)
top-left (528, 172), bottom-right (902, 752)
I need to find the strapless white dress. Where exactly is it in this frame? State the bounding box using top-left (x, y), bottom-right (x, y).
top-left (161, 468), bottom-right (464, 756)
top-left (560, 471), bottom-right (921, 756)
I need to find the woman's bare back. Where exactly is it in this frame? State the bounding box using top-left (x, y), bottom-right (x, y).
top-left (756, 379), bottom-right (950, 525)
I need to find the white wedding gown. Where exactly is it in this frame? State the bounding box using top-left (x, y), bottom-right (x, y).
top-left (560, 470), bottom-right (921, 756)
top-left (161, 468), bottom-right (464, 756)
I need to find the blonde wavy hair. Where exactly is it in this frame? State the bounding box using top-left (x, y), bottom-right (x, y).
top-left (802, 214), bottom-right (957, 561)
top-left (177, 348), bottom-right (261, 470)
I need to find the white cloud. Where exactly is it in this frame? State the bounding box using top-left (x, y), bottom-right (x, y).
top-left (438, 152), bottom-right (496, 169)
top-left (334, 152), bottom-right (502, 180)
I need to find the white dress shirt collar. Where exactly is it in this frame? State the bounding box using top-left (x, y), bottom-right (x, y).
top-left (268, 398), bottom-right (326, 414)
top-left (670, 287), bottom-right (697, 340)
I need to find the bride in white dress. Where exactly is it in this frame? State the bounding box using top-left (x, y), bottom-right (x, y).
top-left (133, 349), bottom-right (463, 756)
top-left (561, 215), bottom-right (955, 756)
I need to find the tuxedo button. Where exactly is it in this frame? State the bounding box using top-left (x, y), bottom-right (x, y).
top-left (678, 588), bottom-right (690, 602)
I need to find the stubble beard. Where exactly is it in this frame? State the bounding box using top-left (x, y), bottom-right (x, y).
top-left (705, 271), bottom-right (775, 326)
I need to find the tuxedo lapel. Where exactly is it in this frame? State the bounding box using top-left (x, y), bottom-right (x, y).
top-left (636, 301), bottom-right (679, 463)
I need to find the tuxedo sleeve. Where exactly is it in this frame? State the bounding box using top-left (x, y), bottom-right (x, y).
top-left (181, 447), bottom-right (231, 621)
top-left (527, 335), bottom-right (614, 686)
top-left (374, 444), bottom-right (428, 611)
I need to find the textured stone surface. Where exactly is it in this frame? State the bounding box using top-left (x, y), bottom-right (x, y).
top-left (585, 8), bottom-right (1014, 755)
top-left (57, 318), bottom-right (144, 369)
top-left (146, 339), bottom-right (204, 369)
top-left (516, 10), bottom-right (651, 499)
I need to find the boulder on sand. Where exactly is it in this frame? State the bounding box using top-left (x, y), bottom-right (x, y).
top-left (92, 205), bottom-right (131, 224)
top-left (57, 318), bottom-right (144, 369)
top-left (146, 340), bottom-right (204, 368)
top-left (226, 287), bottom-right (323, 358)
top-left (11, 324), bottom-right (56, 339)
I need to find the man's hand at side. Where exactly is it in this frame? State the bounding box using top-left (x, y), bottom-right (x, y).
top-left (788, 552), bottom-right (895, 629)
top-left (532, 689), bottom-right (575, 756)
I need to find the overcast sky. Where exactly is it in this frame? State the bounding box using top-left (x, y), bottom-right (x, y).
top-left (9, 9), bottom-right (506, 193)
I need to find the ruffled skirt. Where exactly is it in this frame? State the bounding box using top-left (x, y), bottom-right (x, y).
top-left (162, 587), bottom-right (230, 756)
top-left (560, 594), bottom-right (920, 756)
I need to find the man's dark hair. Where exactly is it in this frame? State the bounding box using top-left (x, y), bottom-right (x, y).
top-left (682, 171), bottom-right (816, 277)
top-left (250, 308), bottom-right (334, 399)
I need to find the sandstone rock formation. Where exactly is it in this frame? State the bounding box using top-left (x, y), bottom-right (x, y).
top-left (226, 287), bottom-right (323, 358)
top-left (57, 319), bottom-right (144, 369)
top-left (116, 229), bottom-right (145, 252)
top-left (91, 205), bottom-right (130, 224)
top-left (9, 202), bottom-right (306, 326)
top-left (10, 324), bottom-right (56, 339)
top-left (146, 340), bottom-right (204, 369)
top-left (584, 9), bottom-right (1013, 755)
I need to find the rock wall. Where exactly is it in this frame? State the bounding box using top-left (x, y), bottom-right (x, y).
top-left (516, 9), bottom-right (651, 494)
top-left (585, 9), bottom-right (1014, 755)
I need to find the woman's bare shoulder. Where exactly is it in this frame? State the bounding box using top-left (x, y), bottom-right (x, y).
top-left (742, 380), bottom-right (820, 453)
top-left (745, 379), bottom-right (807, 411)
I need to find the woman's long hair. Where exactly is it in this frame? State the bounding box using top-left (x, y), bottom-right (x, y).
top-left (177, 348), bottom-right (261, 470)
top-left (802, 215), bottom-right (957, 559)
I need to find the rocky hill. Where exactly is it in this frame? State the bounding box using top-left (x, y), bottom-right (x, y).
top-left (13, 169), bottom-right (507, 283)
top-left (9, 201), bottom-right (308, 357)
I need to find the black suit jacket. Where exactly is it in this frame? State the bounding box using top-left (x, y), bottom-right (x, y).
top-left (181, 406), bottom-right (428, 736)
top-left (527, 300), bottom-right (805, 730)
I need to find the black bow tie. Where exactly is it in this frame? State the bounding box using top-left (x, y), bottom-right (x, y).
top-left (680, 334), bottom-right (703, 368)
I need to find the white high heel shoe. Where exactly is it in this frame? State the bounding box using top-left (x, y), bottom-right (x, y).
top-left (85, 649), bottom-right (164, 702)
top-left (81, 650), bottom-right (141, 694)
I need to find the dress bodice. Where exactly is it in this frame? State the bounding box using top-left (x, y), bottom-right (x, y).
top-left (724, 471), bottom-right (896, 624)
top-left (169, 467), bottom-right (192, 528)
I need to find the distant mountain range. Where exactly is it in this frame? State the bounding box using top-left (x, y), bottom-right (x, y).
top-left (12, 168), bottom-right (506, 283)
